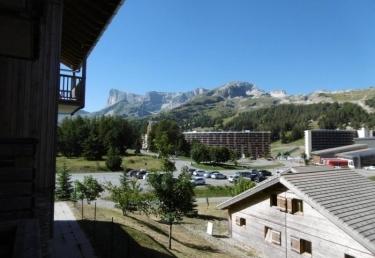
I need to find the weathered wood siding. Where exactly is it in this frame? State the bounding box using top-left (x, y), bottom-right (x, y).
top-left (229, 188), bottom-right (375, 258)
top-left (0, 0), bottom-right (63, 257)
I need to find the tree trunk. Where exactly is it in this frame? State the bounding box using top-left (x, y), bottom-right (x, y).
top-left (168, 223), bottom-right (172, 249)
top-left (81, 198), bottom-right (84, 219)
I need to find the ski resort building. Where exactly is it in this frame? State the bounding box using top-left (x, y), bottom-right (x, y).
top-left (183, 131), bottom-right (271, 158)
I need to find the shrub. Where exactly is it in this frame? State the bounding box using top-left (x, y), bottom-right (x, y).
top-left (106, 148), bottom-right (123, 171)
top-left (231, 177), bottom-right (255, 196)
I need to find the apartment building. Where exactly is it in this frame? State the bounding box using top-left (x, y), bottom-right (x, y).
top-left (183, 131), bottom-right (271, 158)
top-left (218, 168), bottom-right (375, 258)
top-left (305, 129), bottom-right (357, 159)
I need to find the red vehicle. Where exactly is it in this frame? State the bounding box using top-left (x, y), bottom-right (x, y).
top-left (322, 158), bottom-right (348, 168)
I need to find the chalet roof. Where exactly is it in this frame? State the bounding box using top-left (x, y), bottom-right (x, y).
top-left (183, 131), bottom-right (271, 134)
top-left (217, 168), bottom-right (375, 254)
top-left (61, 0), bottom-right (124, 70)
top-left (336, 148), bottom-right (375, 159)
top-left (310, 144), bottom-right (368, 156)
top-left (290, 166), bottom-right (347, 173)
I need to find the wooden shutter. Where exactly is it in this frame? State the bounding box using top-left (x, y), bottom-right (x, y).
top-left (287, 198), bottom-right (293, 213)
top-left (271, 230), bottom-right (281, 245)
top-left (291, 237), bottom-right (301, 253)
top-left (277, 196), bottom-right (286, 211)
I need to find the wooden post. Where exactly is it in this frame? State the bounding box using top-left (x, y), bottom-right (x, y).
top-left (93, 202), bottom-right (97, 241)
top-left (94, 202), bottom-right (97, 221)
top-left (168, 223), bottom-right (172, 249)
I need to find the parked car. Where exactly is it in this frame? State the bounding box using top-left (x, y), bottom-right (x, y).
top-left (193, 170), bottom-right (205, 176)
top-left (188, 168), bottom-right (196, 173)
top-left (235, 171), bottom-right (252, 179)
top-left (190, 176), bottom-right (206, 185)
top-left (249, 170), bottom-right (266, 182)
top-left (259, 170), bottom-right (272, 177)
top-left (142, 172), bottom-right (149, 180)
top-left (228, 175), bottom-right (239, 183)
top-left (204, 171), bottom-right (214, 178)
top-left (136, 171), bottom-right (147, 179)
top-left (211, 172), bottom-right (226, 179)
top-left (364, 166), bottom-right (375, 170)
top-left (128, 170), bottom-right (139, 177)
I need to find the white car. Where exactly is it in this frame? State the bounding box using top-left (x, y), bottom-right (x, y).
top-left (193, 170), bottom-right (205, 176)
top-left (203, 172), bottom-right (213, 178)
top-left (190, 176), bottom-right (206, 185)
top-left (228, 175), bottom-right (239, 183)
top-left (364, 166), bottom-right (375, 170)
top-left (211, 172), bottom-right (226, 179)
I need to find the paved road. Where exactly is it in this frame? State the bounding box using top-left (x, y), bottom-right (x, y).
top-left (69, 156), bottom-right (298, 189)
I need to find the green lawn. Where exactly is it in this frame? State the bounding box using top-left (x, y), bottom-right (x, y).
top-left (194, 185), bottom-right (234, 198)
top-left (192, 162), bottom-right (244, 171)
top-left (244, 162), bottom-right (284, 170)
top-left (56, 154), bottom-right (162, 173)
top-left (192, 161), bottom-right (282, 171)
top-left (369, 176), bottom-right (375, 181)
top-left (271, 138), bottom-right (305, 157)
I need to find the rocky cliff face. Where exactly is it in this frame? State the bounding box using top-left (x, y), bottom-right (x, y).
top-left (92, 88), bottom-right (209, 117)
top-left (210, 81), bottom-right (266, 98)
top-left (82, 82), bottom-right (375, 118)
top-left (106, 89), bottom-right (143, 106)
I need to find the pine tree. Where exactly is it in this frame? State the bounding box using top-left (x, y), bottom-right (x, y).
top-left (105, 147), bottom-right (122, 171)
top-left (55, 163), bottom-right (73, 200)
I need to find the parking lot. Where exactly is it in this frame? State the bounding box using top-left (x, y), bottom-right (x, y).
top-left (70, 158), bottom-right (286, 191)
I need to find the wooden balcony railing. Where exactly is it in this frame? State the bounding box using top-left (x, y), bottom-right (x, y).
top-left (58, 61), bottom-right (86, 114)
top-left (59, 73), bottom-right (83, 102)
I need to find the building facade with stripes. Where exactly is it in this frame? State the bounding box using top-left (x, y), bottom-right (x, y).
top-left (183, 131), bottom-right (271, 158)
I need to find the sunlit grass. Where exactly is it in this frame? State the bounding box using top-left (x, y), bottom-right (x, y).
top-left (56, 154), bottom-right (162, 173)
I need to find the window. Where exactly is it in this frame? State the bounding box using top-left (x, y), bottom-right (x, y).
top-left (287, 198), bottom-right (303, 214)
top-left (235, 217), bottom-right (246, 227)
top-left (293, 199), bottom-right (303, 214)
top-left (345, 255), bottom-right (355, 258)
top-left (291, 237), bottom-right (312, 255)
top-left (270, 194), bottom-right (277, 206)
top-left (264, 226), bottom-right (281, 245)
top-left (272, 195), bottom-right (303, 214)
top-left (301, 239), bottom-right (312, 255)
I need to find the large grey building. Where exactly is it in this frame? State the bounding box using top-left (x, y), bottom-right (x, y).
top-left (183, 131), bottom-right (271, 158)
top-left (305, 129), bottom-right (357, 158)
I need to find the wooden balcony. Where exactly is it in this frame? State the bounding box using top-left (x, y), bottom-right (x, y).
top-left (58, 65), bottom-right (86, 115)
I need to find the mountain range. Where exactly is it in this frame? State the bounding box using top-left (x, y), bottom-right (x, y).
top-left (83, 81), bottom-right (375, 119)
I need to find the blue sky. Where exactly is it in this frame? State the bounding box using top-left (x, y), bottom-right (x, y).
top-left (85, 0), bottom-right (375, 111)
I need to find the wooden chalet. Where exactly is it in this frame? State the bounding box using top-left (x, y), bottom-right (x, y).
top-left (0, 0), bottom-right (124, 257)
top-left (218, 169), bottom-right (375, 258)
